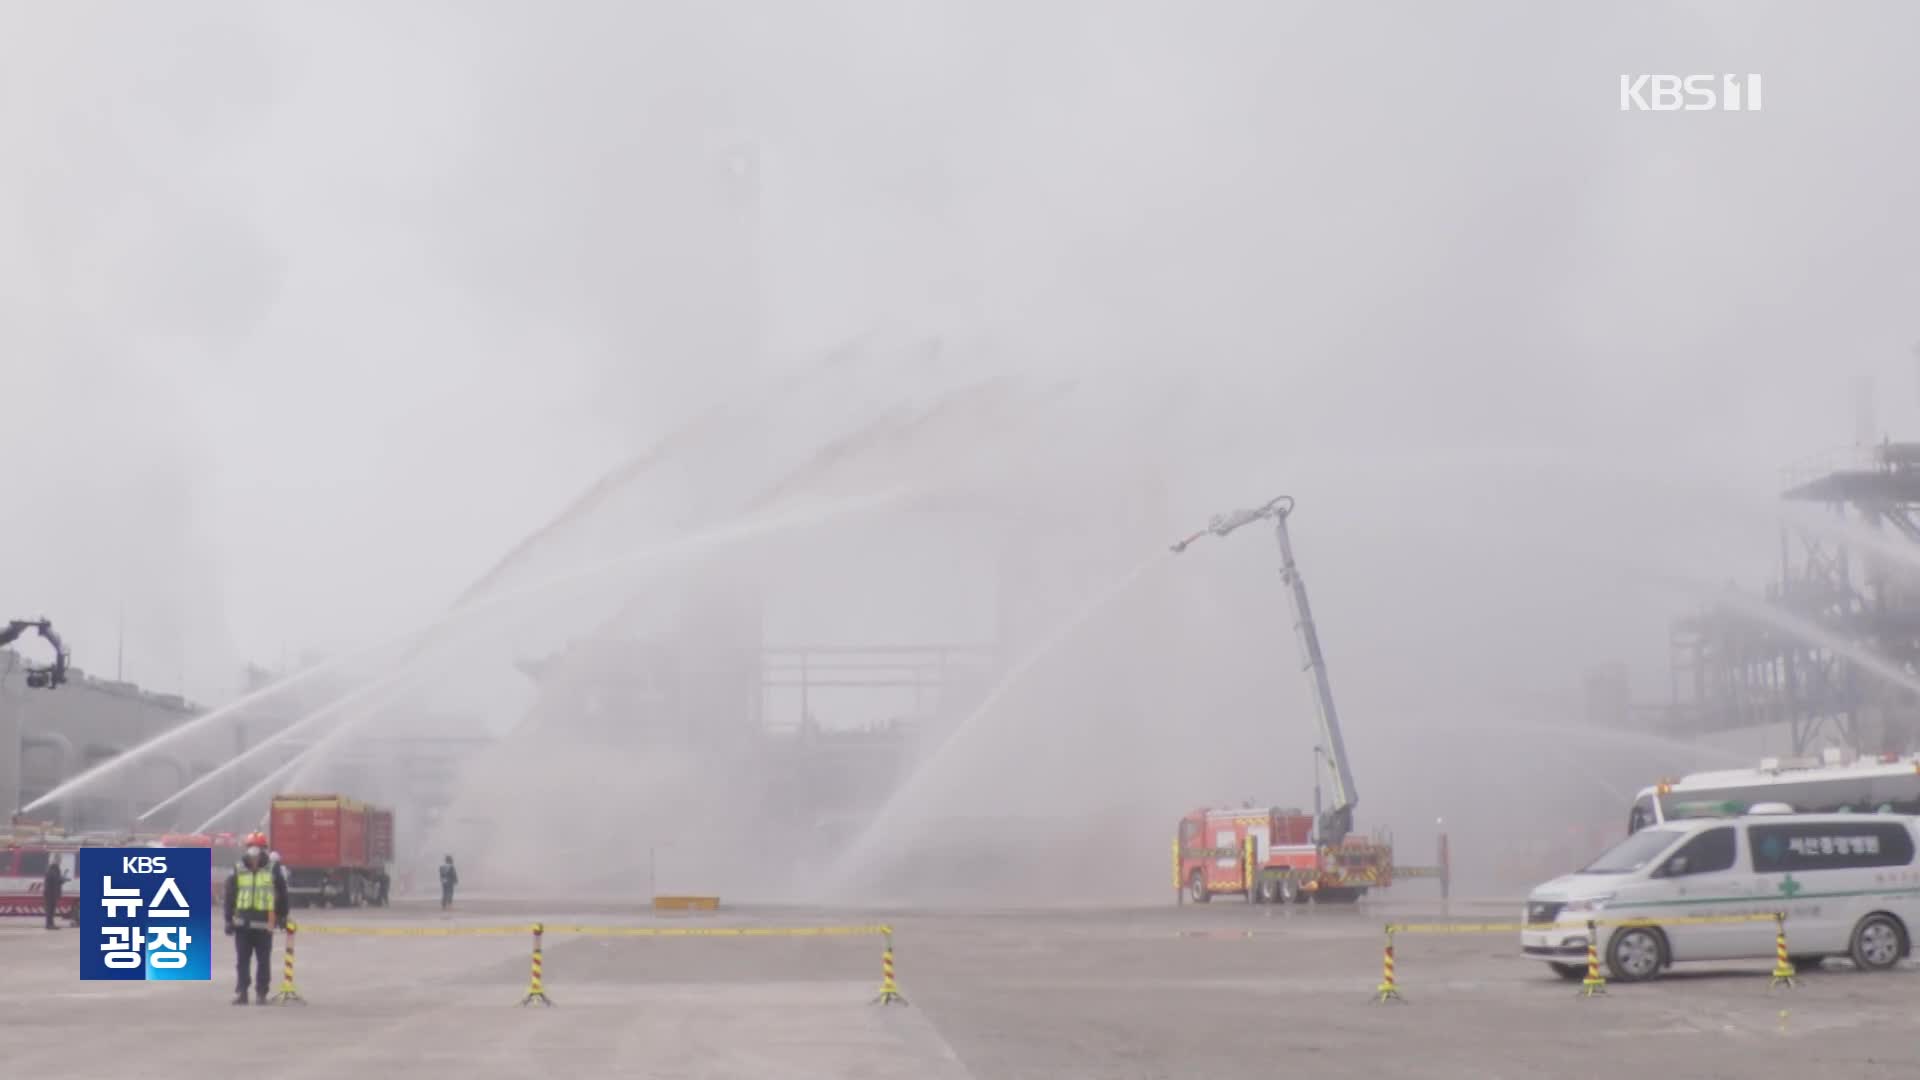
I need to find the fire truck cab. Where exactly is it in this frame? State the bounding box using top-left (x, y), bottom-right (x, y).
top-left (1176, 806), bottom-right (1393, 904)
top-left (0, 842), bottom-right (84, 921)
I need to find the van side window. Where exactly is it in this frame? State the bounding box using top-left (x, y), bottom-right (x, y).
top-left (1749, 822), bottom-right (1917, 872)
top-left (1661, 826), bottom-right (1736, 876)
top-left (17, 850), bottom-right (49, 877)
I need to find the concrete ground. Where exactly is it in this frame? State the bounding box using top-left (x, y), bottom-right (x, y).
top-left (4, 895), bottom-right (1920, 1079)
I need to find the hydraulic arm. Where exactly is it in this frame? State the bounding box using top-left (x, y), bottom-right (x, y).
top-left (1171, 496), bottom-right (1357, 846)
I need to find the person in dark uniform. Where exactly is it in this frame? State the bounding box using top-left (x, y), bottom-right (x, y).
top-left (42, 853), bottom-right (67, 930)
top-left (223, 832), bottom-right (289, 1005)
top-left (439, 855), bottom-right (458, 910)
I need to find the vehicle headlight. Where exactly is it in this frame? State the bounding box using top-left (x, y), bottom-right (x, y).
top-left (1563, 895), bottom-right (1614, 914)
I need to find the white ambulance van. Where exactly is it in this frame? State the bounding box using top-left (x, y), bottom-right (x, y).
top-left (1522, 806), bottom-right (1920, 981)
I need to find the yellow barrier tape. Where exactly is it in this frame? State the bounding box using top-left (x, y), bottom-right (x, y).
top-left (295, 926), bottom-right (528, 937)
top-left (1389, 912), bottom-right (1782, 934)
top-left (542, 925), bottom-right (890, 938)
top-left (294, 923), bottom-right (893, 938)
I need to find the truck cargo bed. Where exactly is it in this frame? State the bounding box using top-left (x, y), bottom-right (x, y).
top-left (270, 794), bottom-right (394, 909)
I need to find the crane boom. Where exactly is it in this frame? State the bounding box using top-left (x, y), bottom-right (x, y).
top-left (1170, 496), bottom-right (1358, 845)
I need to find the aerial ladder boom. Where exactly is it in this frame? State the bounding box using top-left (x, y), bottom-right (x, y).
top-left (1171, 496), bottom-right (1358, 846)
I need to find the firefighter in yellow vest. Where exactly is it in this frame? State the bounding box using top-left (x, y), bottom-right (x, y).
top-left (223, 831), bottom-right (289, 1005)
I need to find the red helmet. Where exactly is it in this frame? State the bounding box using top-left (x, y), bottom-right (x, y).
top-left (245, 832), bottom-right (268, 848)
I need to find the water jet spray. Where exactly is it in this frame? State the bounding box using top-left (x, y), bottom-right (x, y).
top-left (26, 487), bottom-right (913, 815)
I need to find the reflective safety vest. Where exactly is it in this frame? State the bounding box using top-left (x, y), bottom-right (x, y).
top-left (233, 868), bottom-right (276, 915)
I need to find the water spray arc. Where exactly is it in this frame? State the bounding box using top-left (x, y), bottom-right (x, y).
top-left (136, 652), bottom-right (461, 825)
top-left (196, 740), bottom-right (321, 836)
top-left (450, 333), bottom-right (895, 609)
top-left (1709, 588), bottom-right (1920, 702)
top-left (193, 662), bottom-right (450, 835)
top-left (26, 488), bottom-right (914, 815)
top-left (33, 336), bottom-right (947, 819)
top-left (819, 552), bottom-right (1165, 898)
top-left (71, 355), bottom-right (1048, 826)
top-left (193, 489), bottom-right (923, 833)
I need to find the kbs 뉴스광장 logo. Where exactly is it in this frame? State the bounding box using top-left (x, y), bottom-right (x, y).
top-left (79, 848), bottom-right (212, 982)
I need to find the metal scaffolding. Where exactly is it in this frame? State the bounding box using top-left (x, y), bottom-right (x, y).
top-left (1652, 442), bottom-right (1920, 754)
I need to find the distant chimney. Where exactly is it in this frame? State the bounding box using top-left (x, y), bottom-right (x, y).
top-left (1854, 375), bottom-right (1877, 448)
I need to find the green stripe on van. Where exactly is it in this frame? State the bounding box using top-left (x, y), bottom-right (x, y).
top-left (1610, 886), bottom-right (1920, 910)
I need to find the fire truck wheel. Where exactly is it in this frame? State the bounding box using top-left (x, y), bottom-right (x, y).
top-left (1255, 877), bottom-right (1278, 904)
top-left (1277, 876), bottom-right (1300, 904)
top-left (1188, 871), bottom-right (1210, 904)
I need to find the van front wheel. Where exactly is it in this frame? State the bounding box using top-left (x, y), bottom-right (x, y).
top-left (1849, 914), bottom-right (1906, 972)
top-left (1606, 927), bottom-right (1666, 982)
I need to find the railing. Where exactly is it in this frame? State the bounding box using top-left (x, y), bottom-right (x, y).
top-left (1780, 443), bottom-right (1893, 491)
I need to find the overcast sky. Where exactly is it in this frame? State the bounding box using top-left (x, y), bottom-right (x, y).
top-left (4, 0), bottom-right (1919, 713)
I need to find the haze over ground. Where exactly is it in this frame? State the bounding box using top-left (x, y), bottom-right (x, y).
top-left (6, 2), bottom-right (1920, 899)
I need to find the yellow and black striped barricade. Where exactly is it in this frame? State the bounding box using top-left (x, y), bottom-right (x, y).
top-left (288, 922), bottom-right (900, 1005)
top-left (873, 925), bottom-right (907, 1006)
top-left (522, 923), bottom-right (553, 1007)
top-left (269, 920), bottom-right (306, 1005)
top-left (1381, 912), bottom-right (1788, 1001)
top-left (1770, 914), bottom-right (1797, 989)
top-left (1372, 925), bottom-right (1405, 1004)
top-left (1578, 920), bottom-right (1606, 997)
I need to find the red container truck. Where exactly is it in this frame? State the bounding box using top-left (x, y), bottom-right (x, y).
top-left (269, 794), bottom-right (394, 908)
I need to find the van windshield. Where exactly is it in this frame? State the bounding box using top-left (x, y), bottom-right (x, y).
top-left (1581, 826), bottom-right (1687, 874)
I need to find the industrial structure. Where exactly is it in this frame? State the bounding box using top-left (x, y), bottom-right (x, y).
top-left (435, 432), bottom-right (1176, 898)
top-left (1, 659), bottom-right (208, 832)
top-left (1595, 440), bottom-right (1920, 756)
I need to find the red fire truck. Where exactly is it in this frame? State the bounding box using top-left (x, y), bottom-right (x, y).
top-left (270, 794), bottom-right (394, 907)
top-left (1169, 497), bottom-right (1396, 904)
top-left (0, 841), bottom-right (83, 920)
top-left (1175, 807), bottom-right (1394, 904)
